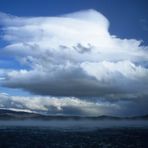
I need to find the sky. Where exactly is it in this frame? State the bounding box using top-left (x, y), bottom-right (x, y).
top-left (0, 0), bottom-right (148, 116)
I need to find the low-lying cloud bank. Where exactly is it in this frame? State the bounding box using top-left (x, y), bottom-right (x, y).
top-left (1, 120), bottom-right (148, 129)
top-left (0, 93), bottom-right (148, 116)
top-left (0, 93), bottom-right (118, 116)
top-left (0, 10), bottom-right (148, 116)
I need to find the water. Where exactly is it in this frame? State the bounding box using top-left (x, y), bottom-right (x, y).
top-left (0, 120), bottom-right (148, 147)
top-left (0, 126), bottom-right (148, 148)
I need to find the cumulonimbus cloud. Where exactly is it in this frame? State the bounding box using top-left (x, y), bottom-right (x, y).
top-left (0, 9), bottom-right (148, 97)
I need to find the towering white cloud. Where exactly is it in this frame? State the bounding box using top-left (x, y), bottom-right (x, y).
top-left (0, 10), bottom-right (148, 116)
top-left (0, 9), bottom-right (148, 97)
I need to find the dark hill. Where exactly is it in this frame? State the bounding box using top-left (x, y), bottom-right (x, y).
top-left (0, 109), bottom-right (148, 120)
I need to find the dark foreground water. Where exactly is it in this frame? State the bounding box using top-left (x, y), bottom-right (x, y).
top-left (0, 126), bottom-right (148, 148)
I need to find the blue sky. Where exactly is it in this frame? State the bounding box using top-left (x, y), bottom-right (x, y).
top-left (0, 0), bottom-right (148, 116)
top-left (0, 0), bottom-right (148, 43)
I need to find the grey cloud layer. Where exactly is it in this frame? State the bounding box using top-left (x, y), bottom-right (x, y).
top-left (0, 9), bottom-right (148, 97)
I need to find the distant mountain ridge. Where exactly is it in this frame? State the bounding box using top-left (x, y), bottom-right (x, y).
top-left (0, 109), bottom-right (148, 120)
